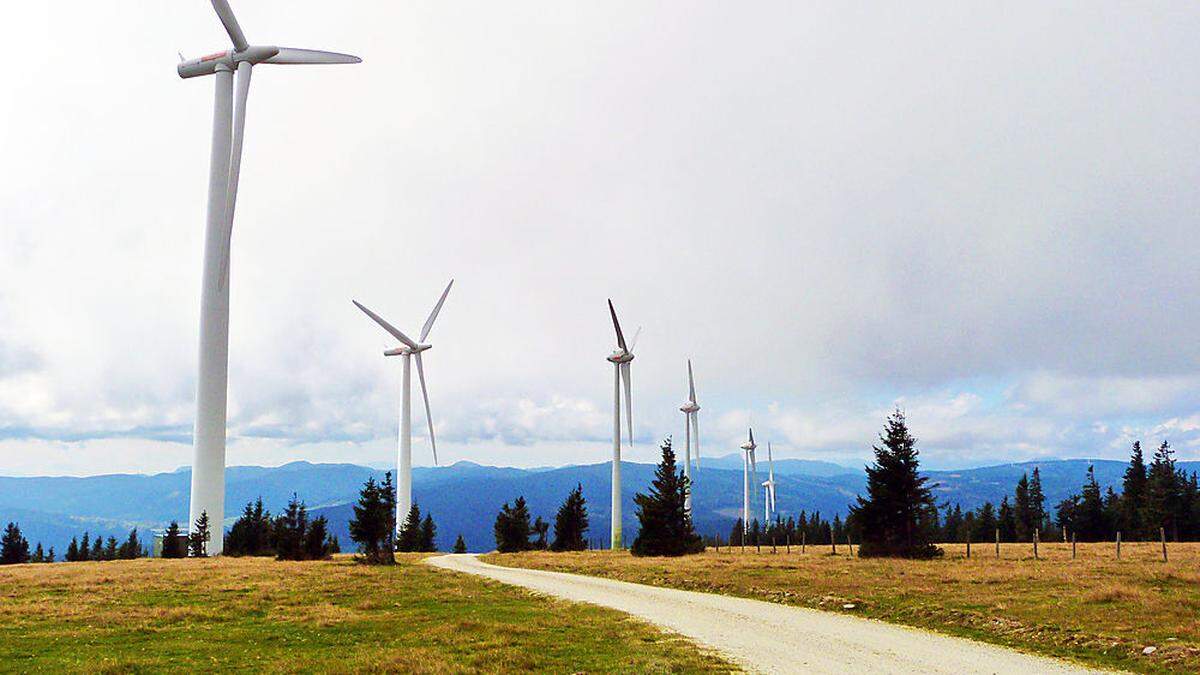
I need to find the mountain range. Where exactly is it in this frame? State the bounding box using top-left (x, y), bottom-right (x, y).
top-left (2, 455), bottom-right (1187, 556)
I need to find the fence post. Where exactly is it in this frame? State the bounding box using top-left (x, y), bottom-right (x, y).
top-left (832, 535), bottom-right (837, 555)
top-left (1062, 525), bottom-right (1067, 543)
top-left (802, 531), bottom-right (806, 554)
top-left (786, 534), bottom-right (791, 554)
top-left (966, 534), bottom-right (971, 559)
top-left (1071, 532), bottom-right (1076, 560)
top-left (1161, 527), bottom-right (1168, 563)
top-left (1033, 528), bottom-right (1039, 560)
top-left (1116, 531), bottom-right (1121, 560)
top-left (846, 531), bottom-right (854, 558)
top-left (772, 536), bottom-right (777, 554)
top-left (995, 528), bottom-right (1000, 558)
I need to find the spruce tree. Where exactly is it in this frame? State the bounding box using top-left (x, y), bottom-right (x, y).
top-left (419, 513), bottom-right (437, 552)
top-left (119, 529), bottom-right (142, 559)
top-left (274, 494), bottom-right (309, 560)
top-left (227, 497), bottom-right (273, 556)
top-left (973, 502), bottom-right (997, 541)
top-left (630, 438), bottom-right (703, 557)
top-left (493, 497), bottom-right (533, 552)
top-left (1076, 465), bottom-right (1107, 541)
top-left (303, 516), bottom-right (333, 560)
top-left (1013, 473), bottom-right (1032, 541)
top-left (0, 523), bottom-right (31, 565)
top-left (189, 511), bottom-right (212, 557)
top-left (397, 504), bottom-right (423, 552)
top-left (66, 537), bottom-right (80, 562)
top-left (1146, 441), bottom-right (1183, 541)
top-left (162, 521), bottom-right (187, 558)
top-left (998, 496), bottom-right (1016, 542)
top-left (453, 534), bottom-right (467, 553)
top-left (90, 535), bottom-right (104, 561)
top-left (729, 518), bottom-right (744, 546)
top-left (1030, 467), bottom-right (1048, 532)
top-left (1121, 441), bottom-right (1148, 537)
top-left (31, 542), bottom-right (45, 563)
top-left (380, 472), bottom-right (397, 554)
top-left (532, 516), bottom-right (549, 550)
top-left (551, 483), bottom-right (589, 551)
top-left (79, 532), bottom-right (91, 561)
top-left (45, 546), bottom-right (55, 563)
top-left (848, 410), bottom-right (941, 558)
top-left (349, 476), bottom-right (394, 564)
top-left (103, 537), bottom-right (119, 561)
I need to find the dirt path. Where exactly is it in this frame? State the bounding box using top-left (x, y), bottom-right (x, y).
top-left (427, 554), bottom-right (1108, 674)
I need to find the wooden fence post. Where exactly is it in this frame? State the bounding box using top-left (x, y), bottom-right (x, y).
top-left (802, 531), bottom-right (806, 554)
top-left (966, 534), bottom-right (971, 559)
top-left (772, 537), bottom-right (777, 554)
top-left (846, 531), bottom-right (854, 558)
top-left (995, 528), bottom-right (1000, 558)
top-left (1071, 532), bottom-right (1076, 560)
top-left (786, 534), bottom-right (791, 554)
top-left (831, 535), bottom-right (837, 555)
top-left (1161, 527), bottom-right (1168, 563)
top-left (1116, 531), bottom-right (1121, 560)
top-left (1033, 528), bottom-right (1039, 560)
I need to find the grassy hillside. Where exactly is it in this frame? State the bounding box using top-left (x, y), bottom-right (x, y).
top-left (487, 543), bottom-right (1200, 674)
top-left (0, 555), bottom-right (732, 673)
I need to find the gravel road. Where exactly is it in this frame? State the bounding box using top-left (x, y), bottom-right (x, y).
top-left (427, 554), bottom-right (1108, 674)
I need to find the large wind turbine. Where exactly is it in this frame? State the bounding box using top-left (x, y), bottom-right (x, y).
top-left (679, 360), bottom-right (701, 514)
top-left (353, 280), bottom-right (454, 534)
top-left (762, 442), bottom-right (777, 524)
top-left (740, 428), bottom-right (757, 534)
top-left (606, 300), bottom-right (638, 549)
top-left (180, 0), bottom-right (360, 554)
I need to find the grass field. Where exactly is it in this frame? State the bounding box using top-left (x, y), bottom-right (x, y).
top-left (486, 541), bottom-right (1200, 674)
top-left (0, 554), bottom-right (733, 673)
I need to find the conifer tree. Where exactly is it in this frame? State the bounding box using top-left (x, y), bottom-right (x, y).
top-left (273, 494), bottom-right (309, 560)
top-left (998, 496), bottom-right (1016, 542)
top-left (90, 534), bottom-right (104, 561)
top-left (46, 546), bottom-right (55, 563)
top-left (226, 497), bottom-right (273, 556)
top-left (1076, 465), bottom-right (1107, 541)
top-left (551, 483), bottom-right (589, 551)
top-left (493, 497), bottom-right (533, 552)
top-left (1121, 441), bottom-right (1148, 537)
top-left (848, 410), bottom-right (941, 558)
top-left (103, 537), bottom-right (119, 561)
top-left (1146, 441), bottom-right (1184, 541)
top-left (532, 516), bottom-right (549, 550)
top-left (1030, 467), bottom-right (1048, 531)
top-left (630, 438), bottom-right (703, 557)
top-left (397, 504), bottom-right (423, 552)
top-left (452, 534), bottom-right (467, 553)
top-left (729, 518), bottom-right (745, 546)
top-left (189, 511), bottom-right (212, 557)
top-left (303, 516), bottom-right (333, 560)
top-left (31, 542), bottom-right (45, 564)
top-left (66, 537), bottom-right (80, 562)
top-left (1014, 473), bottom-right (1032, 541)
top-left (419, 513), bottom-right (438, 552)
top-left (349, 476), bottom-right (394, 564)
top-left (79, 532), bottom-right (91, 561)
top-left (380, 472), bottom-right (397, 554)
top-left (972, 502), bottom-right (997, 541)
top-left (0, 523), bottom-right (31, 565)
top-left (119, 529), bottom-right (142, 559)
top-left (162, 521), bottom-right (187, 558)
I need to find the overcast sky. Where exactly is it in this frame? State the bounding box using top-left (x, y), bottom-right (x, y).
top-left (2, 1), bottom-right (1198, 476)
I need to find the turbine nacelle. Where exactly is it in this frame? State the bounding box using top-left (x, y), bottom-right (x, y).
top-left (680, 401), bottom-right (700, 413)
top-left (740, 441), bottom-right (757, 451)
top-left (607, 350), bottom-right (634, 364)
top-left (383, 344), bottom-right (432, 357)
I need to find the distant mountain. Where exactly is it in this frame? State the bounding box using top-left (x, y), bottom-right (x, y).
top-left (4, 457), bottom-right (1192, 556)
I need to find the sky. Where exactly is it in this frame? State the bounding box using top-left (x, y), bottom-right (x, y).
top-left (2, 1), bottom-right (1199, 476)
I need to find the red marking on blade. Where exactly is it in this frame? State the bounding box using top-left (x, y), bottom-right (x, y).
top-left (201, 51), bottom-right (228, 62)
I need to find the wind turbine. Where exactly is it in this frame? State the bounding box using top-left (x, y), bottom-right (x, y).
top-left (353, 280), bottom-right (454, 535)
top-left (679, 360), bottom-right (701, 514)
top-left (180, 0), bottom-right (360, 554)
top-left (762, 442), bottom-right (777, 524)
top-left (607, 300), bottom-right (639, 549)
top-left (740, 428), bottom-right (757, 534)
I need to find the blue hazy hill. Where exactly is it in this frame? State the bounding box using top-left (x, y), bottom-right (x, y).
top-left (2, 456), bottom-right (1190, 555)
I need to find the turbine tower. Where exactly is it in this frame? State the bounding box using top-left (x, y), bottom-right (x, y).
top-left (679, 359), bottom-right (701, 514)
top-left (762, 442), bottom-right (777, 524)
top-left (740, 428), bottom-right (757, 534)
top-left (606, 300), bottom-right (638, 549)
top-left (180, 0), bottom-right (360, 554)
top-left (353, 280), bottom-right (453, 534)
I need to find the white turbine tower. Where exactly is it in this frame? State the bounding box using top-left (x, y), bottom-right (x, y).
top-left (740, 428), bottom-right (757, 534)
top-left (679, 360), bottom-right (701, 514)
top-left (762, 442), bottom-right (777, 524)
top-left (606, 300), bottom-right (638, 550)
top-left (353, 280), bottom-right (453, 534)
top-left (181, 0), bottom-right (360, 554)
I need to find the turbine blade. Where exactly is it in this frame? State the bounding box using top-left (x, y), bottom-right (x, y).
top-left (749, 427), bottom-right (755, 446)
top-left (620, 362), bottom-right (633, 447)
top-left (687, 359), bottom-right (696, 402)
top-left (419, 279), bottom-right (454, 342)
top-left (352, 300), bottom-right (417, 348)
top-left (607, 299), bottom-right (626, 351)
top-left (217, 61), bottom-right (252, 291)
top-left (415, 352), bottom-right (437, 465)
top-left (628, 326), bottom-right (642, 353)
top-left (264, 47), bottom-right (362, 65)
top-left (211, 0), bottom-right (249, 52)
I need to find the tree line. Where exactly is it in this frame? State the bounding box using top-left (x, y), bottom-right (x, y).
top-left (347, 472), bottom-right (448, 564)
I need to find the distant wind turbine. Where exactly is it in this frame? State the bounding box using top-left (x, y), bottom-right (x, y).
top-left (353, 280), bottom-right (454, 534)
top-left (679, 360), bottom-right (701, 514)
top-left (606, 300), bottom-right (639, 549)
top-left (762, 442), bottom-right (777, 523)
top-left (180, 0), bottom-right (360, 554)
top-left (740, 428), bottom-right (757, 534)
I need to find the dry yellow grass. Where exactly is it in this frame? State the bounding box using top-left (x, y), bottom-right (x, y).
top-left (486, 541), bottom-right (1200, 674)
top-left (0, 554), bottom-right (735, 673)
